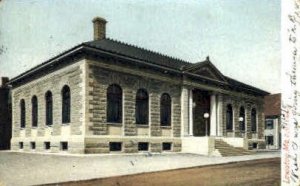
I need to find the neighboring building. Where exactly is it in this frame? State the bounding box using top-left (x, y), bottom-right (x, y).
top-left (8, 17), bottom-right (269, 155)
top-left (264, 93), bottom-right (281, 150)
top-left (0, 77), bottom-right (12, 150)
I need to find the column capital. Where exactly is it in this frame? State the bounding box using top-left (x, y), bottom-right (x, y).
top-left (210, 91), bottom-right (222, 96)
top-left (182, 85), bottom-right (195, 91)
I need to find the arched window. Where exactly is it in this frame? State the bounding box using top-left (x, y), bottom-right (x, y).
top-left (20, 99), bottom-right (25, 128)
top-left (135, 89), bottom-right (149, 125)
top-left (160, 93), bottom-right (171, 126)
top-left (31, 96), bottom-right (38, 127)
top-left (107, 84), bottom-right (122, 123)
top-left (45, 91), bottom-right (53, 126)
top-left (62, 85), bottom-right (71, 123)
top-left (226, 104), bottom-right (233, 131)
top-left (239, 106), bottom-right (245, 131)
top-left (251, 108), bottom-right (257, 132)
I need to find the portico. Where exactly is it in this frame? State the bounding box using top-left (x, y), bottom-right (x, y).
top-left (181, 87), bottom-right (223, 138)
top-left (179, 59), bottom-right (266, 155)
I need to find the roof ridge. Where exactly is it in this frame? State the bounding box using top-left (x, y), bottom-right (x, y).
top-left (104, 37), bottom-right (191, 65)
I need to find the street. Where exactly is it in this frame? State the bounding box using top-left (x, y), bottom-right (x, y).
top-left (52, 158), bottom-right (280, 186)
top-left (0, 151), bottom-right (279, 186)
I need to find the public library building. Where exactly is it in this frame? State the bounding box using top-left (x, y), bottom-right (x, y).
top-left (8, 17), bottom-right (268, 156)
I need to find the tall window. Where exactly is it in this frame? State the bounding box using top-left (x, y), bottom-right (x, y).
top-left (135, 89), bottom-right (149, 125)
top-left (239, 106), bottom-right (245, 131)
top-left (107, 84), bottom-right (122, 123)
top-left (160, 93), bottom-right (171, 126)
top-left (62, 85), bottom-right (71, 123)
top-left (20, 99), bottom-right (25, 128)
top-left (266, 136), bottom-right (274, 146)
top-left (226, 104), bottom-right (233, 130)
top-left (45, 91), bottom-right (53, 126)
top-left (265, 119), bottom-right (274, 129)
top-left (31, 96), bottom-right (38, 127)
top-left (251, 108), bottom-right (257, 132)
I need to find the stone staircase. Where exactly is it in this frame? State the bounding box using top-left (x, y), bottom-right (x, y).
top-left (214, 139), bottom-right (254, 157)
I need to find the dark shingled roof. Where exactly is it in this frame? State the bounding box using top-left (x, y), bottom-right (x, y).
top-left (83, 38), bottom-right (191, 70)
top-left (264, 93), bottom-right (281, 116)
top-left (9, 37), bottom-right (269, 96)
top-left (225, 76), bottom-right (269, 95)
top-left (83, 39), bottom-right (269, 95)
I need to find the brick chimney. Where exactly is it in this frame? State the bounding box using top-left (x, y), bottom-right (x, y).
top-left (92, 17), bottom-right (107, 40)
top-left (0, 77), bottom-right (9, 87)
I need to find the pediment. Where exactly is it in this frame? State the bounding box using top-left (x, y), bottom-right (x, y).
top-left (188, 66), bottom-right (220, 80)
top-left (184, 61), bottom-right (227, 83)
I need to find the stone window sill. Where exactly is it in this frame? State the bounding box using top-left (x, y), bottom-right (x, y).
top-left (20, 128), bottom-right (25, 130)
top-left (31, 127), bottom-right (38, 129)
top-left (109, 151), bottom-right (124, 154)
top-left (107, 122), bottom-right (122, 126)
top-left (136, 124), bottom-right (149, 128)
top-left (61, 123), bottom-right (70, 126)
top-left (161, 126), bottom-right (172, 129)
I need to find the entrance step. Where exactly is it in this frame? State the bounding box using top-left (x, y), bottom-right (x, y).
top-left (215, 139), bottom-right (254, 157)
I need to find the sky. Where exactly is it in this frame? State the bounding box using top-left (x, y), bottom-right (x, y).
top-left (0, 0), bottom-right (280, 93)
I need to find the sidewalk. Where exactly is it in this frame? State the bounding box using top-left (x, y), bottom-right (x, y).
top-left (0, 151), bottom-right (280, 186)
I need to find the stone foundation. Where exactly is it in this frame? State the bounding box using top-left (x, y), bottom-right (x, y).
top-left (84, 137), bottom-right (181, 154)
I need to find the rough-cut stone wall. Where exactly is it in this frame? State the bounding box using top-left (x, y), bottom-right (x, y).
top-left (85, 60), bottom-right (182, 153)
top-left (11, 61), bottom-right (85, 153)
top-left (222, 93), bottom-right (265, 146)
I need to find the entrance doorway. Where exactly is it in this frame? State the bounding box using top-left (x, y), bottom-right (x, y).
top-left (193, 89), bottom-right (210, 136)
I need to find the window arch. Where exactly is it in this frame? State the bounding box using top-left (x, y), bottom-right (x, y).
top-left (31, 96), bottom-right (38, 127)
top-left (251, 108), bottom-right (257, 132)
top-left (135, 89), bottom-right (149, 125)
top-left (62, 85), bottom-right (71, 123)
top-left (226, 104), bottom-right (233, 131)
top-left (107, 84), bottom-right (122, 123)
top-left (45, 91), bottom-right (53, 126)
top-left (239, 106), bottom-right (245, 131)
top-left (20, 99), bottom-right (26, 128)
top-left (160, 93), bottom-right (171, 126)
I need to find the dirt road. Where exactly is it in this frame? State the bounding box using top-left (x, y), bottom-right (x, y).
top-left (54, 158), bottom-right (280, 186)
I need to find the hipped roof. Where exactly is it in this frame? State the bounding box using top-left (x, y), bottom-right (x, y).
top-left (9, 38), bottom-right (269, 96)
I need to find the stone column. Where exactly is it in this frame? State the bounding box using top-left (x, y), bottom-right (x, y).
top-left (210, 94), bottom-right (217, 136)
top-left (181, 87), bottom-right (189, 136)
top-left (217, 94), bottom-right (223, 136)
top-left (189, 89), bottom-right (193, 136)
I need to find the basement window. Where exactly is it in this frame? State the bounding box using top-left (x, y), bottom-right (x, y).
top-left (60, 142), bottom-right (68, 151)
top-left (44, 142), bottom-right (51, 150)
top-left (252, 143), bottom-right (258, 149)
top-left (162, 142), bottom-right (172, 151)
top-left (109, 142), bottom-right (122, 152)
top-left (138, 142), bottom-right (149, 151)
top-left (30, 142), bottom-right (36, 150)
top-left (19, 142), bottom-right (23, 149)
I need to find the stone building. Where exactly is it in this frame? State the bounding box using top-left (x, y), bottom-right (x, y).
top-left (0, 77), bottom-right (12, 150)
top-left (264, 93), bottom-right (281, 150)
top-left (8, 17), bottom-right (268, 155)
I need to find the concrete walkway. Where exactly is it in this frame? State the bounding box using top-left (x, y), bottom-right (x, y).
top-left (0, 151), bottom-right (280, 186)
